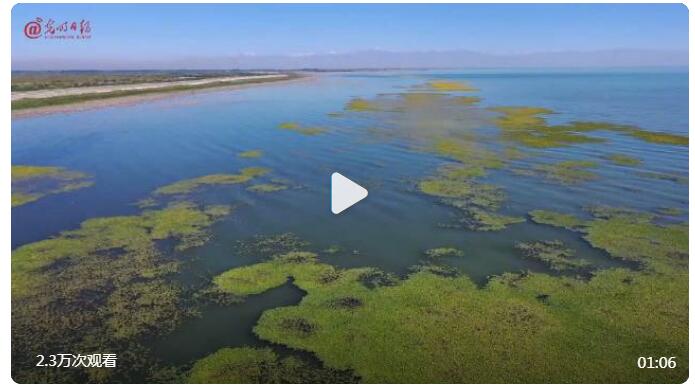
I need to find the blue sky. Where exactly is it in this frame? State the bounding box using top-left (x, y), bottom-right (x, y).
top-left (11, 3), bottom-right (688, 68)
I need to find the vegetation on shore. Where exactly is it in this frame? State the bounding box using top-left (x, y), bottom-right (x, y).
top-left (12, 74), bottom-right (297, 111)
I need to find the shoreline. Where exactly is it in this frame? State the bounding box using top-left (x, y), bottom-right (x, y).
top-left (11, 73), bottom-right (306, 119)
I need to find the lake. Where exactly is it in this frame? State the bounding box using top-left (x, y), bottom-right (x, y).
top-left (11, 68), bottom-right (689, 382)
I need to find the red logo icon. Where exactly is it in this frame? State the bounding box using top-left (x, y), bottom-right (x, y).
top-left (23, 17), bottom-right (91, 40)
top-left (24, 18), bottom-right (42, 39)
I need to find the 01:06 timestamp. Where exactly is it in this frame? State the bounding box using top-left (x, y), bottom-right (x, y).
top-left (637, 356), bottom-right (677, 369)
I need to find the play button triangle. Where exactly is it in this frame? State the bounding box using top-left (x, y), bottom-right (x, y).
top-left (331, 172), bottom-right (368, 214)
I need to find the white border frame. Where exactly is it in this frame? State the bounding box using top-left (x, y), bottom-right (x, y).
top-left (3, 1), bottom-right (692, 387)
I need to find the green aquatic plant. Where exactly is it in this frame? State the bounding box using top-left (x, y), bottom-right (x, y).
top-left (603, 153), bottom-right (642, 166)
top-left (11, 198), bottom-right (231, 383)
top-left (584, 204), bottom-right (651, 220)
top-left (11, 200), bottom-right (232, 382)
top-left (238, 150), bottom-right (263, 159)
top-left (345, 98), bottom-right (382, 112)
top-left (426, 80), bottom-right (478, 92)
top-left (431, 138), bottom-right (504, 170)
top-left (279, 122), bottom-right (300, 129)
top-left (628, 129), bottom-right (688, 146)
top-left (209, 240), bottom-right (687, 383)
top-left (418, 145), bottom-right (522, 232)
top-left (517, 160), bottom-right (599, 185)
top-left (419, 177), bottom-right (483, 199)
top-left (214, 251), bottom-right (325, 295)
top-left (11, 192), bottom-right (40, 207)
top-left (235, 233), bottom-right (309, 257)
top-left (424, 247), bottom-right (464, 259)
top-left (489, 107), bottom-right (605, 148)
top-left (584, 214), bottom-right (687, 271)
top-left (188, 347), bottom-right (356, 384)
top-left (455, 207), bottom-right (525, 232)
top-left (11, 165), bottom-right (93, 206)
top-left (638, 171), bottom-right (688, 185)
top-left (419, 177), bottom-right (523, 232)
top-left (247, 183), bottom-right (289, 193)
top-left (454, 96), bottom-right (481, 105)
top-left (516, 240), bottom-right (591, 271)
top-left (153, 167), bottom-right (269, 195)
top-left (489, 106), bottom-right (688, 148)
top-left (490, 106), bottom-right (555, 128)
top-left (278, 122), bottom-right (326, 135)
top-left (528, 210), bottom-right (585, 230)
top-left (530, 207), bottom-right (688, 271)
top-left (135, 197), bottom-right (158, 208)
top-left (409, 262), bottom-right (460, 278)
top-left (12, 201), bottom-right (230, 296)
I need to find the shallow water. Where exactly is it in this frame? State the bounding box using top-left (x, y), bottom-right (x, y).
top-left (11, 68), bottom-right (688, 367)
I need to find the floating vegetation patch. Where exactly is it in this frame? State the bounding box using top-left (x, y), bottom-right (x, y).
top-left (409, 262), bottom-right (460, 278)
top-left (628, 129), bottom-right (689, 146)
top-left (213, 251), bottom-right (326, 295)
top-left (345, 98), bottom-right (382, 112)
top-left (424, 247), bottom-right (464, 259)
top-left (278, 122), bottom-right (326, 135)
top-left (247, 183), bottom-right (289, 193)
top-left (516, 240), bottom-right (591, 271)
top-left (489, 106), bottom-right (688, 148)
top-left (238, 150), bottom-right (263, 159)
top-left (515, 160), bottom-right (599, 185)
top-left (603, 153), bottom-right (641, 166)
top-left (418, 143), bottom-right (523, 231)
top-left (11, 165), bottom-right (93, 207)
top-left (425, 80), bottom-right (478, 92)
top-left (528, 210), bottom-right (584, 231)
top-left (431, 138), bottom-right (504, 171)
top-left (153, 167), bottom-right (269, 196)
top-left (638, 171), bottom-right (688, 185)
top-left (188, 347), bottom-right (357, 384)
top-left (12, 200), bottom-right (231, 382)
top-left (235, 233), bottom-right (309, 258)
top-left (208, 238), bottom-right (687, 383)
top-left (530, 206), bottom-right (688, 271)
top-left (341, 91), bottom-right (492, 146)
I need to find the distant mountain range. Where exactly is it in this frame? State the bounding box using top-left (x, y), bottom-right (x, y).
top-left (13, 49), bottom-right (688, 70)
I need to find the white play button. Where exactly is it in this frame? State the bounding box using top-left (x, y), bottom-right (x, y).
top-left (331, 172), bottom-right (368, 214)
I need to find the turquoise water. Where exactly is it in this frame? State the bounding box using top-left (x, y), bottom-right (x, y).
top-left (11, 68), bottom-right (688, 367)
